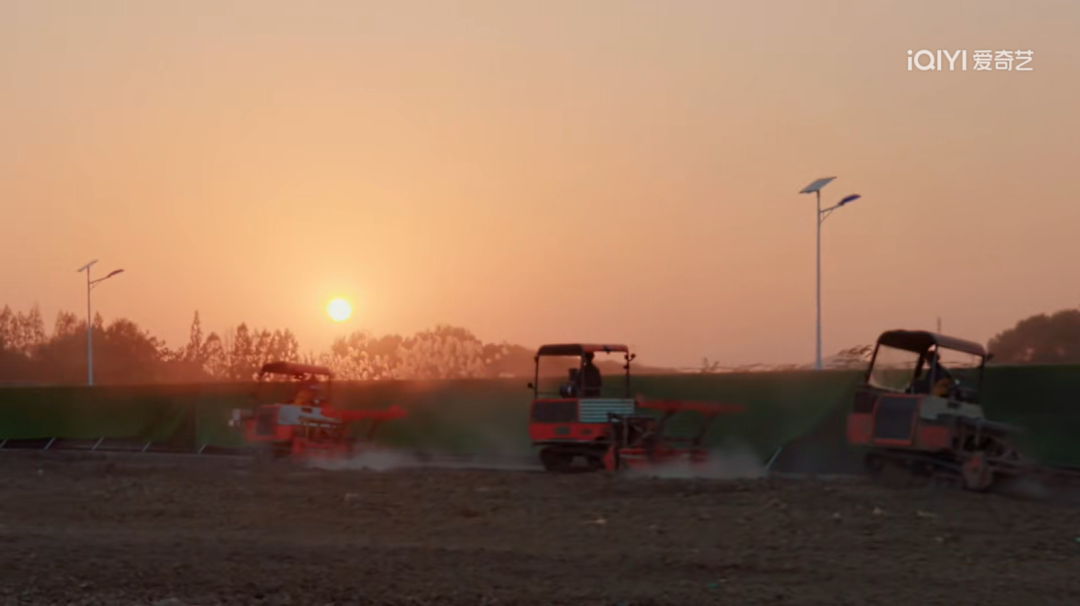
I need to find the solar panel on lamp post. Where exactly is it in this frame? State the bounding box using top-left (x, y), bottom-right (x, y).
top-left (799, 177), bottom-right (861, 370)
top-left (76, 261), bottom-right (125, 386)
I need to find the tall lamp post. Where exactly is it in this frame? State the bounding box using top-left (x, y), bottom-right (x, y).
top-left (799, 177), bottom-right (861, 370)
top-left (76, 260), bottom-right (125, 386)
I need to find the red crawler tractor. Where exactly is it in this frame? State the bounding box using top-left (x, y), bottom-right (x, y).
top-left (526, 344), bottom-right (744, 472)
top-left (230, 362), bottom-right (406, 461)
top-left (846, 330), bottom-right (1079, 491)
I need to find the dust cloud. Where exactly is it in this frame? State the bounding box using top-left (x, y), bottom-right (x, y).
top-left (304, 448), bottom-right (540, 472)
top-left (306, 449), bottom-right (422, 472)
top-left (624, 444), bottom-right (766, 480)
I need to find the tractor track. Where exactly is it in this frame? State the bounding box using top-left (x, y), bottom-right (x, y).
top-left (0, 446), bottom-right (545, 472)
top-left (7, 443), bottom-right (1073, 488)
top-left (0, 446), bottom-right (884, 483)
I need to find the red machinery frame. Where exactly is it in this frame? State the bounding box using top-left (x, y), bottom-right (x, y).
top-left (602, 399), bottom-right (747, 472)
top-left (843, 329), bottom-right (1079, 492)
top-left (232, 361), bottom-right (407, 462)
top-left (526, 343), bottom-right (745, 472)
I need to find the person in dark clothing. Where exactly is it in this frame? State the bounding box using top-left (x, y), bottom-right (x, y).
top-left (927, 351), bottom-right (952, 382)
top-left (911, 351), bottom-right (953, 395)
top-left (928, 352), bottom-right (956, 397)
top-left (580, 352), bottom-right (602, 397)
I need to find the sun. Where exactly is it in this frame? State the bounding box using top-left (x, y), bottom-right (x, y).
top-left (326, 297), bottom-right (352, 322)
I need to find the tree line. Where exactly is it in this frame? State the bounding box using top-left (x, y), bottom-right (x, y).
top-left (2, 303), bottom-right (1078, 385)
top-left (0, 306), bottom-right (538, 385)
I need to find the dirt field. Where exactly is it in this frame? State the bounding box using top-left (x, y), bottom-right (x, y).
top-left (1, 453), bottom-right (1078, 606)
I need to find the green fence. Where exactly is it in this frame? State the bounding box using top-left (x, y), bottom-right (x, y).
top-left (0, 365), bottom-right (1076, 468)
top-left (0, 372), bottom-right (858, 457)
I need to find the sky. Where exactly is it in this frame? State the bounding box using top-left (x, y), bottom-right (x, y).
top-left (3, 0), bottom-right (1079, 368)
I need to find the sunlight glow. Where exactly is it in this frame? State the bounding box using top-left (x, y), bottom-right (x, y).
top-left (326, 297), bottom-right (352, 322)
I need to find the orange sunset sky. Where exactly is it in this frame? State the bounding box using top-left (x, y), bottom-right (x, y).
top-left (3, 1), bottom-right (1079, 368)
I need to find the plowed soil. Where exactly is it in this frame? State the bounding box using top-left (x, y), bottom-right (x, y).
top-left (1, 453), bottom-right (1078, 606)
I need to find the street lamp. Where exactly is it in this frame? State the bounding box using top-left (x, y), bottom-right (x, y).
top-left (76, 260), bottom-right (125, 386)
top-left (799, 177), bottom-right (861, 370)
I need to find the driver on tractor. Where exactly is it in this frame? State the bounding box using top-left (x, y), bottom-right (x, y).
top-left (293, 377), bottom-right (323, 406)
top-left (911, 351), bottom-right (954, 396)
top-left (579, 352), bottom-right (602, 397)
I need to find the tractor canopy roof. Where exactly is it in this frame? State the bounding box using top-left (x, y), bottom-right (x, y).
top-left (258, 361), bottom-right (334, 378)
top-left (535, 343), bottom-right (630, 357)
top-left (876, 330), bottom-right (986, 358)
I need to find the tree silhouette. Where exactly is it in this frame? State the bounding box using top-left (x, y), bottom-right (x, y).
top-left (53, 311), bottom-right (79, 338)
top-left (185, 311), bottom-right (204, 364)
top-left (0, 305), bottom-right (47, 356)
top-left (0, 303), bottom-right (683, 384)
top-left (28, 312), bottom-right (174, 384)
top-left (201, 332), bottom-right (228, 378)
top-left (988, 308), bottom-right (1080, 364)
top-left (227, 323), bottom-right (257, 381)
